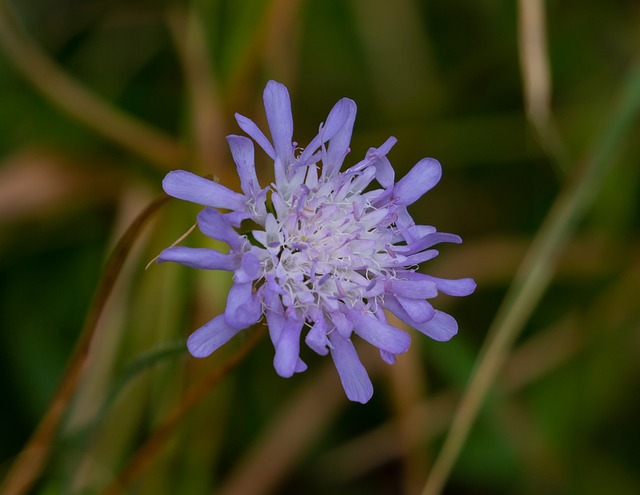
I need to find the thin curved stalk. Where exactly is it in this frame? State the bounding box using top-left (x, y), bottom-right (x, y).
top-left (0, 195), bottom-right (169, 495)
top-left (99, 326), bottom-right (266, 495)
top-left (421, 59), bottom-right (640, 495)
top-left (166, 5), bottom-right (226, 175)
top-left (0, 1), bottom-right (187, 170)
top-left (518, 0), bottom-right (569, 173)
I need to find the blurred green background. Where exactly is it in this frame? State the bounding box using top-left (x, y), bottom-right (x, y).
top-left (1, 0), bottom-right (639, 494)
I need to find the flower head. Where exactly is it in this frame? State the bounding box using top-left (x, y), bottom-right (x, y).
top-left (159, 81), bottom-right (475, 403)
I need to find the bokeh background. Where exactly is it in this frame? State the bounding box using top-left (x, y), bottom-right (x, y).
top-left (1, 1), bottom-right (639, 494)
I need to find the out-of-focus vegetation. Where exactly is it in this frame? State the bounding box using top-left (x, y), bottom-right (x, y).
top-left (1, 1), bottom-right (639, 494)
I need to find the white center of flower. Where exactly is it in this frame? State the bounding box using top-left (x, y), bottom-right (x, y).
top-left (253, 173), bottom-right (397, 316)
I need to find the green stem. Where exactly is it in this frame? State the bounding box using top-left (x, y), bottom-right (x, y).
top-left (421, 59), bottom-right (640, 495)
top-left (99, 327), bottom-right (267, 495)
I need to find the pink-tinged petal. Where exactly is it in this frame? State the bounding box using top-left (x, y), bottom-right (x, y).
top-left (264, 80), bottom-right (294, 163)
top-left (328, 332), bottom-right (373, 404)
top-left (235, 113), bottom-right (275, 159)
top-left (345, 307), bottom-right (410, 355)
top-left (273, 313), bottom-right (304, 378)
top-left (224, 282), bottom-right (262, 330)
top-left (163, 170), bottom-right (245, 211)
top-left (412, 310), bottom-right (458, 341)
top-left (197, 208), bottom-right (243, 250)
top-left (157, 246), bottom-right (237, 271)
top-left (393, 158), bottom-right (442, 206)
top-left (187, 315), bottom-right (243, 358)
top-left (227, 135), bottom-right (260, 196)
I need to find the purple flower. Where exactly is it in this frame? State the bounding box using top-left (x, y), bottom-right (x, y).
top-left (158, 81), bottom-right (475, 403)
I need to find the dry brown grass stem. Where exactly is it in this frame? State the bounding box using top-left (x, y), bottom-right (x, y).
top-left (518, 0), bottom-right (569, 171)
top-left (0, 1), bottom-right (186, 170)
top-left (0, 195), bottom-right (169, 495)
top-left (166, 6), bottom-right (226, 175)
top-left (99, 327), bottom-right (266, 495)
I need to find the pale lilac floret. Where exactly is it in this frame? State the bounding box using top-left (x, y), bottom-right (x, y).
top-left (158, 80), bottom-right (475, 403)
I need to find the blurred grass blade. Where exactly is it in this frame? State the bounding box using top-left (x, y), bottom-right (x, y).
top-left (421, 58), bottom-right (640, 495)
top-left (80, 340), bottom-right (187, 444)
top-left (166, 5), bottom-right (225, 173)
top-left (0, 195), bottom-right (169, 495)
top-left (99, 326), bottom-right (266, 495)
top-left (0, 0), bottom-right (186, 170)
top-left (518, 0), bottom-right (569, 172)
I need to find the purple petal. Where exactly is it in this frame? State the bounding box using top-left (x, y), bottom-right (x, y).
top-left (345, 307), bottom-right (410, 355)
top-left (163, 170), bottom-right (245, 211)
top-left (273, 312), bottom-right (304, 378)
top-left (372, 155), bottom-right (395, 188)
top-left (197, 208), bottom-right (244, 250)
top-left (264, 80), bottom-right (294, 163)
top-left (264, 277), bottom-right (285, 344)
top-left (295, 359), bottom-right (307, 373)
top-left (395, 296), bottom-right (435, 324)
top-left (224, 282), bottom-right (262, 329)
top-left (383, 295), bottom-right (433, 332)
top-left (394, 232), bottom-right (462, 255)
top-left (427, 276), bottom-right (477, 297)
top-left (386, 278), bottom-right (438, 299)
top-left (380, 349), bottom-right (397, 365)
top-left (157, 246), bottom-right (237, 271)
top-left (395, 207), bottom-right (435, 243)
top-left (233, 252), bottom-right (261, 283)
top-left (401, 249), bottom-right (440, 265)
top-left (412, 310), bottom-right (458, 341)
top-left (227, 135), bottom-right (260, 196)
top-left (305, 317), bottom-right (329, 356)
top-left (328, 332), bottom-right (373, 404)
top-left (331, 311), bottom-right (354, 339)
top-left (235, 113), bottom-right (275, 159)
top-left (298, 98), bottom-right (354, 165)
top-left (324, 98), bottom-right (357, 176)
top-left (393, 158), bottom-right (442, 206)
top-left (187, 314), bottom-right (243, 358)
